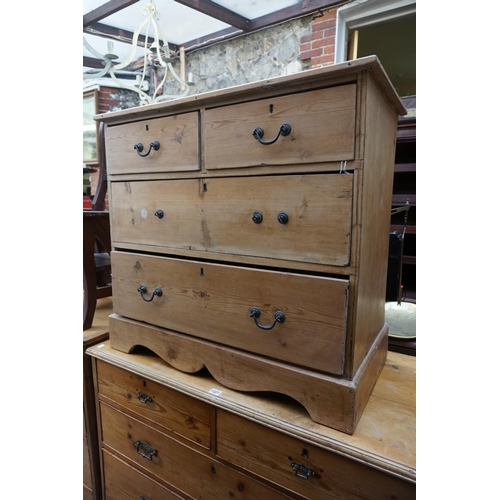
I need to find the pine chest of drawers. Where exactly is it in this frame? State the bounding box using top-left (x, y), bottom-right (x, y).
top-left (87, 341), bottom-right (416, 500)
top-left (96, 56), bottom-right (406, 434)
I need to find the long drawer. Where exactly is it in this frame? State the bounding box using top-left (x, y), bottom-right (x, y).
top-left (216, 410), bottom-right (416, 500)
top-left (204, 85), bottom-right (357, 170)
top-left (103, 450), bottom-right (183, 500)
top-left (111, 251), bottom-right (348, 374)
top-left (105, 112), bottom-right (200, 175)
top-left (110, 173), bottom-right (353, 266)
top-left (96, 359), bottom-right (211, 449)
top-left (100, 403), bottom-right (292, 499)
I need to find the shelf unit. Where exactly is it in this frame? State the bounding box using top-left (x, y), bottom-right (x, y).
top-left (388, 96), bottom-right (416, 355)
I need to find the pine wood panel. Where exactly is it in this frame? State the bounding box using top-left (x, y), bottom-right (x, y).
top-left (100, 403), bottom-right (293, 499)
top-left (105, 112), bottom-right (200, 175)
top-left (107, 315), bottom-right (387, 433)
top-left (204, 86), bottom-right (356, 170)
top-left (102, 450), bottom-right (184, 500)
top-left (111, 251), bottom-right (349, 374)
top-left (96, 359), bottom-right (212, 449)
top-left (348, 74), bottom-right (399, 377)
top-left (87, 342), bottom-right (415, 483)
top-left (110, 173), bottom-right (353, 266)
top-left (217, 409), bottom-right (415, 500)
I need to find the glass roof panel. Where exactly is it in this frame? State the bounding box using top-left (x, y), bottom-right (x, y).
top-left (211, 0), bottom-right (302, 19)
top-left (83, 0), bottom-right (231, 45)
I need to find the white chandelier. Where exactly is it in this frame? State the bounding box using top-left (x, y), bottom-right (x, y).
top-left (83, 1), bottom-right (194, 105)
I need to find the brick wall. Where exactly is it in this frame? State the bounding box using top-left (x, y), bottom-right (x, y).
top-left (300, 9), bottom-right (337, 68)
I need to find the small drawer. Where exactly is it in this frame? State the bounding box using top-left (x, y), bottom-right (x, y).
top-left (102, 450), bottom-right (183, 500)
top-left (111, 251), bottom-right (348, 375)
top-left (216, 410), bottom-right (416, 500)
top-left (110, 173), bottom-right (353, 266)
top-left (96, 360), bottom-right (211, 449)
top-left (100, 403), bottom-right (291, 500)
top-left (204, 85), bottom-right (356, 170)
top-left (105, 112), bottom-right (199, 175)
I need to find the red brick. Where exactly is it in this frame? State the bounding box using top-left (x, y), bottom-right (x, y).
top-left (300, 41), bottom-right (312, 52)
top-left (313, 18), bottom-right (335, 32)
top-left (312, 36), bottom-right (335, 50)
top-left (311, 54), bottom-right (335, 67)
top-left (323, 44), bottom-right (335, 55)
top-left (300, 48), bottom-right (323, 61)
top-left (300, 33), bottom-right (312, 44)
top-left (323, 27), bottom-right (336, 38)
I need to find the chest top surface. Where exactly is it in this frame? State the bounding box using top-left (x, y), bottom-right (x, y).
top-left (94, 56), bottom-right (405, 127)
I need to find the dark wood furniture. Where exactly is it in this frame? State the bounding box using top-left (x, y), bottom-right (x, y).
top-left (87, 340), bottom-right (416, 499)
top-left (388, 96), bottom-right (416, 356)
top-left (83, 122), bottom-right (112, 331)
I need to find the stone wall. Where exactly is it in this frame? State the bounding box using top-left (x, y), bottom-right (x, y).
top-left (92, 7), bottom-right (339, 108)
top-left (158, 8), bottom-right (337, 98)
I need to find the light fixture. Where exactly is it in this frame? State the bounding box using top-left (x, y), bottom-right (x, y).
top-left (83, 0), bottom-right (194, 105)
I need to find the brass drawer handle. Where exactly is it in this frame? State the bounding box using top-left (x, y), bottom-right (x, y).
top-left (252, 123), bottom-right (291, 145)
top-left (291, 462), bottom-right (319, 479)
top-left (134, 440), bottom-right (158, 461)
top-left (137, 284), bottom-right (163, 302)
top-left (134, 140), bottom-right (160, 157)
top-left (250, 307), bottom-right (285, 330)
top-left (137, 392), bottom-right (153, 404)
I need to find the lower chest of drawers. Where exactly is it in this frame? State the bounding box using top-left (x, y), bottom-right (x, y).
top-left (94, 358), bottom-right (415, 500)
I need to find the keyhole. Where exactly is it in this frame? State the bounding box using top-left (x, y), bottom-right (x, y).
top-left (203, 183), bottom-right (207, 192)
top-left (200, 268), bottom-right (204, 276)
top-left (302, 448), bottom-right (308, 459)
top-left (146, 124), bottom-right (149, 131)
top-left (269, 104), bottom-right (274, 113)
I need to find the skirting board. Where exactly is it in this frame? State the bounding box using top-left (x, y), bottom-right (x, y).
top-left (108, 313), bottom-right (388, 434)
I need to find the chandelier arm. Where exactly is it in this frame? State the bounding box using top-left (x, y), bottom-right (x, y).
top-left (153, 85), bottom-right (191, 103)
top-left (111, 16), bottom-right (151, 71)
top-left (85, 58), bottom-right (114, 79)
top-left (152, 66), bottom-right (169, 101)
top-left (166, 62), bottom-right (190, 88)
top-left (108, 69), bottom-right (152, 105)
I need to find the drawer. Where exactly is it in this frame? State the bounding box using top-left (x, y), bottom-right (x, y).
top-left (204, 85), bottom-right (356, 170)
top-left (112, 251), bottom-right (348, 374)
top-left (103, 450), bottom-right (183, 500)
top-left (96, 359), bottom-right (211, 449)
top-left (100, 403), bottom-right (292, 499)
top-left (216, 410), bottom-right (416, 500)
top-left (110, 173), bottom-right (353, 266)
top-left (105, 112), bottom-right (199, 175)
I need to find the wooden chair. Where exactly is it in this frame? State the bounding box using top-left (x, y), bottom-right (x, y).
top-left (83, 122), bottom-right (112, 330)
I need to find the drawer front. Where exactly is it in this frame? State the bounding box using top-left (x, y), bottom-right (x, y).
top-left (112, 251), bottom-right (348, 374)
top-left (96, 360), bottom-right (211, 449)
top-left (204, 85), bottom-right (356, 170)
top-left (105, 112), bottom-right (199, 175)
top-left (100, 403), bottom-right (292, 500)
top-left (110, 173), bottom-right (353, 266)
top-left (217, 410), bottom-right (416, 500)
top-left (103, 450), bottom-right (183, 500)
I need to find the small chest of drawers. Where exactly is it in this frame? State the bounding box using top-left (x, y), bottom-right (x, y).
top-left (87, 341), bottom-right (416, 499)
top-left (96, 56), bottom-right (406, 434)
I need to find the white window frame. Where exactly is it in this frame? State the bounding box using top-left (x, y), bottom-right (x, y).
top-left (334, 0), bottom-right (416, 63)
